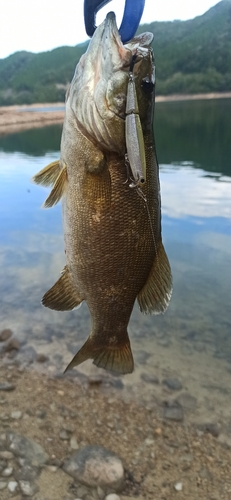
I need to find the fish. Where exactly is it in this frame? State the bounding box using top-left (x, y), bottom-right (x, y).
top-left (32, 11), bottom-right (172, 375)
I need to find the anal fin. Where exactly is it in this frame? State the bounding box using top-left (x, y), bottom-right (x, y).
top-left (64, 333), bottom-right (134, 375)
top-left (32, 160), bottom-right (61, 187)
top-left (137, 241), bottom-right (172, 314)
top-left (42, 265), bottom-right (83, 311)
top-left (43, 163), bottom-right (67, 208)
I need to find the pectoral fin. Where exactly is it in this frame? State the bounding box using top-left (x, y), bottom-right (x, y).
top-left (83, 167), bottom-right (111, 213)
top-left (32, 160), bottom-right (61, 187)
top-left (42, 265), bottom-right (83, 311)
top-left (43, 164), bottom-right (67, 208)
top-left (137, 241), bottom-right (172, 314)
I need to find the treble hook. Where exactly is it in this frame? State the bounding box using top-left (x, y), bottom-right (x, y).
top-left (84, 0), bottom-right (145, 43)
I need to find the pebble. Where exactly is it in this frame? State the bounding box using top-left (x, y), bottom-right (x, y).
top-left (70, 436), bottom-right (79, 450)
top-left (46, 465), bottom-right (58, 472)
top-left (97, 486), bottom-right (105, 499)
top-left (1, 413), bottom-right (10, 421)
top-left (19, 479), bottom-right (39, 496)
top-left (76, 485), bottom-right (90, 497)
top-left (57, 390), bottom-right (65, 396)
top-left (4, 338), bottom-right (20, 352)
top-left (144, 438), bottom-right (154, 446)
top-left (0, 481), bottom-right (7, 490)
top-left (175, 392), bottom-right (197, 410)
top-left (62, 423), bottom-right (74, 433)
top-left (11, 411), bottom-right (22, 420)
top-left (0, 329), bottom-right (12, 342)
top-left (8, 431), bottom-right (49, 466)
top-left (179, 453), bottom-right (193, 464)
top-left (63, 445), bottom-right (124, 491)
top-left (37, 353), bottom-right (49, 363)
top-left (140, 373), bottom-right (159, 384)
top-left (0, 383), bottom-right (16, 392)
top-left (135, 350), bottom-right (151, 364)
top-left (59, 430), bottom-right (69, 440)
top-left (199, 468), bottom-right (213, 480)
top-left (16, 346), bottom-right (37, 365)
top-left (163, 378), bottom-right (182, 391)
top-left (198, 423), bottom-right (220, 438)
top-left (8, 480), bottom-right (18, 493)
top-left (36, 409), bottom-right (47, 419)
top-left (105, 495), bottom-right (121, 500)
top-left (88, 376), bottom-right (103, 386)
top-left (14, 463), bottom-right (40, 481)
top-left (218, 434), bottom-right (231, 448)
top-left (154, 428), bottom-right (162, 436)
top-left (163, 401), bottom-right (184, 421)
top-left (0, 451), bottom-right (14, 460)
top-left (2, 466), bottom-right (13, 477)
top-left (174, 482), bottom-right (183, 491)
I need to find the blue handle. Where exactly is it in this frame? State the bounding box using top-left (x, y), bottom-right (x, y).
top-left (119, 0), bottom-right (145, 43)
top-left (84, 0), bottom-right (145, 43)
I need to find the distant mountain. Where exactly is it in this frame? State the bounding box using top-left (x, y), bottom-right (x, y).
top-left (139, 0), bottom-right (231, 94)
top-left (0, 0), bottom-right (230, 105)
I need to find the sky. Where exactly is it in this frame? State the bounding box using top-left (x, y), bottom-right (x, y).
top-left (0, 0), bottom-right (221, 59)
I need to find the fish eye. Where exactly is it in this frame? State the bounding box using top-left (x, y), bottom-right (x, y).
top-left (141, 77), bottom-right (154, 94)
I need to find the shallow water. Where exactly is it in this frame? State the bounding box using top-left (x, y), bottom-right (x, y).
top-left (0, 99), bottom-right (231, 427)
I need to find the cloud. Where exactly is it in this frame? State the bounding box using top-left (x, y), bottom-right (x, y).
top-left (0, 0), bottom-right (220, 59)
top-left (160, 165), bottom-right (231, 219)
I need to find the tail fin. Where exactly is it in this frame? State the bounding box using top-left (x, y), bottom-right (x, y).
top-left (64, 334), bottom-right (134, 375)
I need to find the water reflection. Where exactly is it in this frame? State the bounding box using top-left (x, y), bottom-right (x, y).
top-left (0, 99), bottom-right (231, 427)
top-left (161, 165), bottom-right (231, 219)
top-left (0, 124), bottom-right (62, 156)
top-left (155, 98), bottom-right (231, 176)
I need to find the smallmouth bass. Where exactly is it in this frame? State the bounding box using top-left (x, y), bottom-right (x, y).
top-left (33, 12), bottom-right (172, 374)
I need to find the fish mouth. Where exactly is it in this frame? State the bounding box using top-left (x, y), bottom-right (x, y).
top-left (101, 11), bottom-right (132, 70)
top-left (69, 11), bottom-right (154, 153)
top-left (85, 11), bottom-right (132, 92)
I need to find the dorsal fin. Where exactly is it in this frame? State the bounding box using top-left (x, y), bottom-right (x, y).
top-left (42, 265), bottom-right (83, 311)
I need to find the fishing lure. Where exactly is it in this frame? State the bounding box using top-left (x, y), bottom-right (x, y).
top-left (125, 58), bottom-right (146, 187)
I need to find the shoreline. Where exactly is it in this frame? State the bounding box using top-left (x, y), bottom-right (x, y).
top-left (0, 92), bottom-right (230, 136)
top-left (155, 91), bottom-right (231, 102)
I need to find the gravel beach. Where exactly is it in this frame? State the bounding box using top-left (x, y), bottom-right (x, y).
top-left (0, 360), bottom-right (231, 500)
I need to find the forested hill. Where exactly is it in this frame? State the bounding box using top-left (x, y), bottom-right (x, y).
top-left (0, 0), bottom-right (230, 105)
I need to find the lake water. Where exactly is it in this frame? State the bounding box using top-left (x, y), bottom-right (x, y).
top-left (0, 99), bottom-right (231, 427)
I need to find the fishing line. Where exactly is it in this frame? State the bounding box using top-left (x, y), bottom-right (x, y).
top-left (135, 185), bottom-right (174, 351)
top-left (136, 185), bottom-right (160, 268)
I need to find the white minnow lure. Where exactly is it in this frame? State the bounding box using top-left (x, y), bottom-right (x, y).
top-left (125, 70), bottom-right (146, 187)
